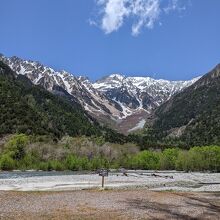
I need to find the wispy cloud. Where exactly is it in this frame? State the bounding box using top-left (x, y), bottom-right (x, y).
top-left (131, 0), bottom-right (160, 36)
top-left (91, 0), bottom-right (190, 36)
top-left (164, 0), bottom-right (186, 14)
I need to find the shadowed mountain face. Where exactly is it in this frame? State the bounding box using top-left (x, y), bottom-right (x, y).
top-left (148, 64), bottom-right (220, 146)
top-left (0, 61), bottom-right (127, 143)
top-left (0, 60), bottom-right (128, 143)
top-left (0, 54), bottom-right (199, 133)
top-left (0, 60), bottom-right (102, 138)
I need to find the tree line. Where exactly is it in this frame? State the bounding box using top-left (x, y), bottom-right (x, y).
top-left (0, 134), bottom-right (219, 172)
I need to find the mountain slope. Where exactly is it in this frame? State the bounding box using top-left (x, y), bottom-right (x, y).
top-left (148, 63), bottom-right (220, 146)
top-left (0, 55), bottom-right (123, 124)
top-left (0, 54), bottom-right (199, 133)
top-left (0, 61), bottom-right (128, 143)
top-left (0, 61), bottom-right (101, 137)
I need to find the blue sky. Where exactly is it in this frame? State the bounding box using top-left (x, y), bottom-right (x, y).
top-left (0, 0), bottom-right (219, 81)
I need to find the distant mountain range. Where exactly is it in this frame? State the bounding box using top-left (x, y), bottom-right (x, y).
top-left (0, 54), bottom-right (200, 133)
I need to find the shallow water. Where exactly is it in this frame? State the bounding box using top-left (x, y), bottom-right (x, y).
top-left (0, 171), bottom-right (91, 179)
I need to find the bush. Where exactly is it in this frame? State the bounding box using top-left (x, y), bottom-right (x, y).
top-left (175, 146), bottom-right (220, 172)
top-left (48, 160), bottom-right (65, 171)
top-left (90, 157), bottom-right (106, 170)
top-left (38, 162), bottom-right (49, 171)
top-left (0, 154), bottom-right (15, 170)
top-left (160, 148), bottom-right (179, 170)
top-left (5, 134), bottom-right (29, 160)
top-left (175, 151), bottom-right (190, 171)
top-left (131, 150), bottom-right (160, 170)
top-left (65, 155), bottom-right (78, 171)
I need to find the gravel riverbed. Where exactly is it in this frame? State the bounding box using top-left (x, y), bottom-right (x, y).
top-left (0, 171), bottom-right (219, 192)
top-left (0, 171), bottom-right (219, 219)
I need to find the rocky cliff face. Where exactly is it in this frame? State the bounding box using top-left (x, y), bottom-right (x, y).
top-left (94, 74), bottom-right (200, 116)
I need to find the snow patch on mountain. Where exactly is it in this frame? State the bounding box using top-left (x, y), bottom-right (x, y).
top-left (128, 119), bottom-right (146, 132)
top-left (0, 54), bottom-right (201, 133)
top-left (93, 73), bottom-right (200, 115)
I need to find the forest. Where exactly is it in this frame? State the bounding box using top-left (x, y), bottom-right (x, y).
top-left (0, 134), bottom-right (219, 172)
top-left (0, 61), bottom-right (127, 144)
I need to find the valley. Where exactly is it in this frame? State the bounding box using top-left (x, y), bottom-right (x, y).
top-left (0, 54), bottom-right (200, 134)
top-left (0, 1), bottom-right (219, 219)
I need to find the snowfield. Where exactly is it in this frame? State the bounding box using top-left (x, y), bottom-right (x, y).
top-left (0, 171), bottom-right (219, 192)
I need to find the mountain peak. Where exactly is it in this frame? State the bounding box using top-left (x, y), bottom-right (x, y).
top-left (109, 73), bottom-right (125, 81)
top-left (78, 76), bottom-right (89, 82)
top-left (10, 56), bottom-right (23, 62)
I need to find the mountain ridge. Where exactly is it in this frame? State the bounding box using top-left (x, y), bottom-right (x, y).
top-left (0, 53), bottom-right (200, 133)
top-left (0, 60), bottom-right (128, 143)
top-left (146, 63), bottom-right (220, 146)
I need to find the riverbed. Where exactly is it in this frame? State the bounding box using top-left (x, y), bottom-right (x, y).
top-left (0, 170), bottom-right (219, 192)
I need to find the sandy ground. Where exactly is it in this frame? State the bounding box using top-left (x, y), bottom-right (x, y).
top-left (0, 190), bottom-right (219, 220)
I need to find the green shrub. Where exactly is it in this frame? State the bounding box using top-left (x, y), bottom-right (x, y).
top-left (175, 151), bottom-right (190, 171)
top-left (131, 150), bottom-right (160, 170)
top-left (160, 148), bottom-right (179, 170)
top-left (90, 157), bottom-right (105, 170)
top-left (0, 154), bottom-right (15, 170)
top-left (65, 155), bottom-right (78, 171)
top-left (175, 146), bottom-right (220, 172)
top-left (187, 146), bottom-right (220, 171)
top-left (5, 134), bottom-right (29, 160)
top-left (48, 160), bottom-right (65, 171)
top-left (38, 162), bottom-right (49, 171)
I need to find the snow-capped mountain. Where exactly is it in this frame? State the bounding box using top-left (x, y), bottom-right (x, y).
top-left (93, 74), bottom-right (200, 117)
top-left (0, 55), bottom-right (123, 123)
top-left (0, 54), bottom-right (200, 133)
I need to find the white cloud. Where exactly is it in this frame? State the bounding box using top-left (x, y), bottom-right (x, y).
top-left (131, 0), bottom-right (160, 36)
top-left (99, 0), bottom-right (130, 34)
top-left (92, 0), bottom-right (189, 36)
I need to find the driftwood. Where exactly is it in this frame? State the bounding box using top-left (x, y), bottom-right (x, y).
top-left (123, 172), bottom-right (128, 176)
top-left (118, 168), bottom-right (128, 177)
top-left (151, 173), bottom-right (173, 179)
